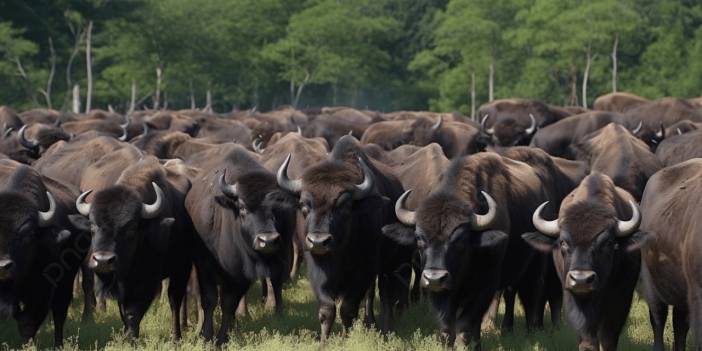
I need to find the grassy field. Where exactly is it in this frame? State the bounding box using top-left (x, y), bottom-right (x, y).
top-left (0, 277), bottom-right (677, 350)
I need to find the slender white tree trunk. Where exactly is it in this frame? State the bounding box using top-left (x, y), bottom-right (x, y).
top-left (189, 81), bottom-right (196, 109)
top-left (293, 72), bottom-right (310, 108)
top-left (72, 84), bottom-right (81, 113)
top-left (582, 46), bottom-right (593, 109)
top-left (154, 67), bottom-right (162, 109)
top-left (205, 89), bottom-right (212, 112)
top-left (611, 34), bottom-right (619, 93)
top-left (128, 80), bottom-right (136, 115)
top-left (85, 21), bottom-right (93, 113)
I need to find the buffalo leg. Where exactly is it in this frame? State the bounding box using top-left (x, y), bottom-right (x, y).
top-left (80, 263), bottom-right (96, 322)
top-left (168, 266), bottom-right (190, 339)
top-left (647, 296), bottom-right (668, 351)
top-left (264, 277), bottom-right (277, 312)
top-left (217, 282), bottom-right (244, 346)
top-left (340, 296), bottom-right (363, 336)
top-left (51, 272), bottom-right (77, 347)
top-left (456, 311), bottom-right (483, 351)
top-left (270, 273), bottom-right (284, 315)
top-left (194, 256), bottom-right (218, 341)
top-left (501, 287), bottom-right (516, 332)
top-left (319, 303), bottom-right (336, 343)
top-left (672, 305), bottom-right (689, 351)
top-left (363, 279), bottom-right (376, 328)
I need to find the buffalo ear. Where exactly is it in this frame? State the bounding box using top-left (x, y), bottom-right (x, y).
top-left (623, 231), bottom-right (655, 252)
top-left (68, 214), bottom-right (91, 232)
top-left (214, 195), bottom-right (237, 209)
top-left (474, 230), bottom-right (508, 248)
top-left (381, 223), bottom-right (416, 247)
top-left (522, 232), bottom-right (557, 252)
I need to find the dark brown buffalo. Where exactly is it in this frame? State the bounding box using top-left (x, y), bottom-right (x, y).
top-left (18, 109), bottom-right (60, 125)
top-left (69, 154), bottom-right (194, 339)
top-left (530, 111), bottom-right (662, 158)
top-left (33, 136), bottom-right (124, 187)
top-left (0, 106), bottom-right (23, 131)
top-left (639, 159), bottom-right (702, 351)
top-left (665, 119), bottom-right (702, 137)
top-left (185, 147), bottom-right (296, 345)
top-left (593, 92), bottom-right (649, 113)
top-left (303, 108), bottom-right (379, 146)
top-left (136, 111), bottom-right (199, 135)
top-left (384, 148), bottom-right (584, 348)
top-left (259, 132), bottom-right (328, 280)
top-left (193, 116), bottom-right (252, 144)
top-left (361, 117), bottom-right (480, 157)
top-left (572, 123), bottom-right (661, 200)
top-left (276, 135), bottom-right (409, 340)
top-left (17, 123), bottom-right (71, 154)
top-left (381, 143), bottom-right (450, 303)
top-left (655, 129), bottom-right (702, 166)
top-left (131, 130), bottom-right (242, 164)
top-left (621, 98), bottom-right (702, 143)
top-left (478, 99), bottom-right (571, 147)
top-left (525, 173), bottom-right (652, 351)
top-left (0, 159), bottom-right (89, 347)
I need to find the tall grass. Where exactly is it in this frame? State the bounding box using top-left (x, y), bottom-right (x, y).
top-left (0, 278), bottom-right (677, 350)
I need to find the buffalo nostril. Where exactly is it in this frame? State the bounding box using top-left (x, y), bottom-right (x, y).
top-left (422, 269), bottom-right (449, 282)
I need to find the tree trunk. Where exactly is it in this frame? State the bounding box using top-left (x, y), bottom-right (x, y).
top-left (40, 37), bottom-right (56, 109)
top-left (611, 34), bottom-right (619, 93)
top-left (569, 64), bottom-right (578, 106)
top-left (488, 53), bottom-right (495, 102)
top-left (293, 72), bottom-right (310, 108)
top-left (85, 21), bottom-right (93, 113)
top-left (154, 67), bottom-right (162, 109)
top-left (64, 26), bottom-right (84, 110)
top-left (205, 89), bottom-right (212, 112)
top-left (128, 80), bottom-right (136, 115)
top-left (189, 81), bottom-right (196, 110)
top-left (582, 46), bottom-right (592, 109)
top-left (471, 70), bottom-right (476, 120)
top-left (72, 85), bottom-right (81, 113)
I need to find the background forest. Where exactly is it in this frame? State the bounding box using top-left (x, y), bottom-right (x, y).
top-left (0, 0), bottom-right (701, 114)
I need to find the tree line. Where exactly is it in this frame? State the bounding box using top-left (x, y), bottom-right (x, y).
top-left (0, 0), bottom-right (700, 115)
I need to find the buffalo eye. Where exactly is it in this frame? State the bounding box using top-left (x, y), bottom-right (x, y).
top-left (237, 200), bottom-right (248, 215)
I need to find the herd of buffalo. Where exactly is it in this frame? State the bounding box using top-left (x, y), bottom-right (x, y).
top-left (1, 91), bottom-right (702, 350)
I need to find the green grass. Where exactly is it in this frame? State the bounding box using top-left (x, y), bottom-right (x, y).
top-left (0, 278), bottom-right (679, 350)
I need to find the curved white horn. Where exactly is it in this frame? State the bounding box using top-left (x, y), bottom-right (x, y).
top-left (525, 114), bottom-right (537, 134)
top-left (18, 125), bottom-right (38, 149)
top-left (276, 154), bottom-right (302, 194)
top-left (76, 190), bottom-right (93, 216)
top-left (395, 190), bottom-right (416, 226)
top-left (532, 201), bottom-right (560, 237)
top-left (353, 156), bottom-right (374, 199)
top-left (632, 121), bottom-right (643, 134)
top-left (616, 200), bottom-right (641, 237)
top-left (471, 191), bottom-right (497, 231)
top-left (141, 182), bottom-right (164, 219)
top-left (37, 191), bottom-right (56, 227)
